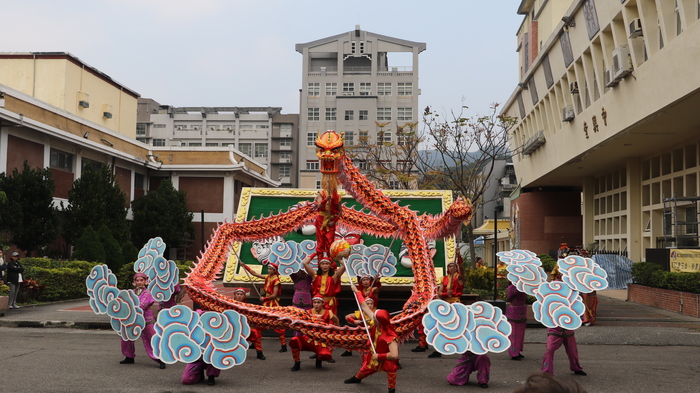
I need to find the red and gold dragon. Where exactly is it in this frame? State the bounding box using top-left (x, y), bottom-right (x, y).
top-left (184, 131), bottom-right (473, 349)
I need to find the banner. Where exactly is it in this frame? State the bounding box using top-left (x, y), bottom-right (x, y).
top-left (669, 249), bottom-right (700, 273)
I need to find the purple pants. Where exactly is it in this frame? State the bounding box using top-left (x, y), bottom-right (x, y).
top-left (120, 323), bottom-right (158, 362)
top-left (508, 320), bottom-right (526, 357)
top-left (182, 359), bottom-right (221, 384)
top-left (541, 328), bottom-right (583, 375)
top-left (446, 351), bottom-right (490, 385)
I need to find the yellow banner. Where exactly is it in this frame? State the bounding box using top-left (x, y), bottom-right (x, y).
top-left (669, 249), bottom-right (700, 273)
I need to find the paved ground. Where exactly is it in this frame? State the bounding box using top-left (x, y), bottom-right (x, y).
top-left (2, 288), bottom-right (699, 392)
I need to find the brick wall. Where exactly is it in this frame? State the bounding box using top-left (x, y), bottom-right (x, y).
top-left (627, 284), bottom-right (700, 318)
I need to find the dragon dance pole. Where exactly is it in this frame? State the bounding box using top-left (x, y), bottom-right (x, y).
top-left (342, 257), bottom-right (376, 354)
top-left (370, 228), bottom-right (401, 288)
top-left (235, 249), bottom-right (262, 298)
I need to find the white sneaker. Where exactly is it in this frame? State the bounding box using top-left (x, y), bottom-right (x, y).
top-left (8, 305), bottom-right (15, 309)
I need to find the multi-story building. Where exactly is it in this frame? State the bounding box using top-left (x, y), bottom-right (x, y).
top-left (296, 25), bottom-right (426, 189)
top-left (0, 52), bottom-right (278, 259)
top-left (137, 101), bottom-right (298, 187)
top-left (501, 0), bottom-right (700, 262)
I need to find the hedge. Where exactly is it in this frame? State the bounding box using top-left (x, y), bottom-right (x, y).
top-left (18, 258), bottom-right (196, 303)
top-left (631, 262), bottom-right (700, 294)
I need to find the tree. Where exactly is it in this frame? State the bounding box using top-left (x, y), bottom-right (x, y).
top-left (418, 103), bottom-right (516, 267)
top-left (130, 179), bottom-right (194, 252)
top-left (0, 161), bottom-right (58, 256)
top-left (62, 164), bottom-right (129, 246)
top-left (346, 121), bottom-right (423, 189)
top-left (71, 226), bottom-right (106, 263)
top-left (97, 224), bottom-right (123, 271)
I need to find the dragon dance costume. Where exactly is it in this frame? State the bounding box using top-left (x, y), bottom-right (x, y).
top-left (262, 272), bottom-right (287, 349)
top-left (120, 273), bottom-right (161, 366)
top-left (446, 351), bottom-right (490, 387)
top-left (311, 269), bottom-right (342, 316)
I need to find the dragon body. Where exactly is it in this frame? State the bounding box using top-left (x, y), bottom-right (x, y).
top-left (184, 131), bottom-right (472, 349)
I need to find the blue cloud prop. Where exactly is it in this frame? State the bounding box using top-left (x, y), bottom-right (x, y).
top-left (469, 301), bottom-right (512, 355)
top-left (532, 281), bottom-right (585, 329)
top-left (422, 300), bottom-right (473, 355)
top-left (557, 255), bottom-right (609, 293)
top-left (152, 305), bottom-right (206, 364)
top-left (86, 265), bottom-right (118, 314)
top-left (346, 244), bottom-right (397, 278)
top-left (107, 289), bottom-right (146, 341)
top-left (268, 240), bottom-right (317, 275)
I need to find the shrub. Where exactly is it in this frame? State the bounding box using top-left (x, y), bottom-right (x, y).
top-left (97, 224), bottom-right (123, 272)
top-left (631, 262), bottom-right (700, 294)
top-left (72, 226), bottom-right (106, 264)
top-left (0, 284), bottom-right (9, 296)
top-left (538, 253), bottom-right (557, 273)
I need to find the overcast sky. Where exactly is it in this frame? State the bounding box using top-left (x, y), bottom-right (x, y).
top-left (3, 0), bottom-right (524, 119)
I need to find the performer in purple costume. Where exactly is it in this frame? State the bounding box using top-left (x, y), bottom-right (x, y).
top-left (182, 309), bottom-right (222, 385)
top-left (446, 351), bottom-right (491, 388)
top-left (541, 327), bottom-right (585, 376)
top-left (119, 272), bottom-right (166, 369)
top-left (290, 270), bottom-right (313, 338)
top-left (506, 284), bottom-right (527, 360)
top-left (541, 266), bottom-right (586, 376)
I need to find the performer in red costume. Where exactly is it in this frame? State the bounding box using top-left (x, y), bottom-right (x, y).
top-left (415, 254), bottom-right (466, 358)
top-left (344, 280), bottom-right (400, 393)
top-left (314, 187), bottom-right (342, 267)
top-left (232, 288), bottom-right (266, 360)
top-left (303, 254), bottom-right (345, 316)
top-left (290, 296), bottom-right (339, 371)
top-left (239, 261), bottom-right (288, 353)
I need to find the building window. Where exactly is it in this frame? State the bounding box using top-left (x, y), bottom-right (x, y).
top-left (153, 138), bottom-right (166, 147)
top-left (307, 132), bottom-right (316, 146)
top-left (306, 161), bottom-right (320, 170)
top-left (345, 110), bottom-right (354, 121)
top-left (136, 137), bottom-right (148, 143)
top-left (255, 143), bottom-right (269, 158)
top-left (377, 83), bottom-right (392, 96)
top-left (280, 139), bottom-right (292, 147)
top-left (315, 180), bottom-right (322, 189)
top-left (135, 173), bottom-right (144, 189)
top-left (256, 124), bottom-right (269, 129)
top-left (359, 82), bottom-right (371, 96)
top-left (325, 107), bottom-right (337, 121)
top-left (359, 110), bottom-right (369, 121)
top-left (307, 82), bottom-right (320, 96)
top-left (326, 83), bottom-right (337, 96)
top-left (50, 149), bottom-right (74, 172)
top-left (397, 107), bottom-right (413, 121)
top-left (153, 124), bottom-right (166, 128)
top-left (239, 143), bottom-right (252, 156)
top-left (380, 131), bottom-right (392, 143)
top-left (308, 108), bottom-right (320, 121)
top-left (280, 124), bottom-right (292, 133)
top-left (222, 142), bottom-right (235, 147)
top-left (189, 142), bottom-right (202, 147)
top-left (343, 82), bottom-right (355, 95)
top-left (280, 151), bottom-right (291, 159)
top-left (397, 82), bottom-right (412, 96)
top-left (345, 131), bottom-right (354, 146)
top-left (398, 132), bottom-right (410, 146)
top-left (389, 180), bottom-right (401, 189)
top-left (377, 108), bottom-right (392, 121)
top-left (136, 123), bottom-right (147, 136)
top-left (205, 142), bottom-right (219, 147)
top-left (279, 164), bottom-right (291, 178)
top-left (240, 124), bottom-right (254, 130)
top-left (358, 160), bottom-right (369, 170)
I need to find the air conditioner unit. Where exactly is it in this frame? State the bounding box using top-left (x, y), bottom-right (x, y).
top-left (612, 44), bottom-right (633, 80)
top-left (193, 126), bottom-right (200, 131)
top-left (226, 127), bottom-right (233, 132)
top-left (562, 105), bottom-right (575, 122)
top-left (210, 126), bottom-right (216, 131)
top-left (522, 130), bottom-right (546, 156)
top-left (604, 67), bottom-right (619, 88)
top-left (176, 126), bottom-right (183, 131)
top-left (629, 18), bottom-right (643, 38)
top-left (570, 81), bottom-right (579, 94)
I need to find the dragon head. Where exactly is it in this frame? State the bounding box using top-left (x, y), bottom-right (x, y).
top-left (315, 130), bottom-right (344, 173)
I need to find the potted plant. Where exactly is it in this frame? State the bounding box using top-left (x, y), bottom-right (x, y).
top-left (0, 283), bottom-right (9, 315)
